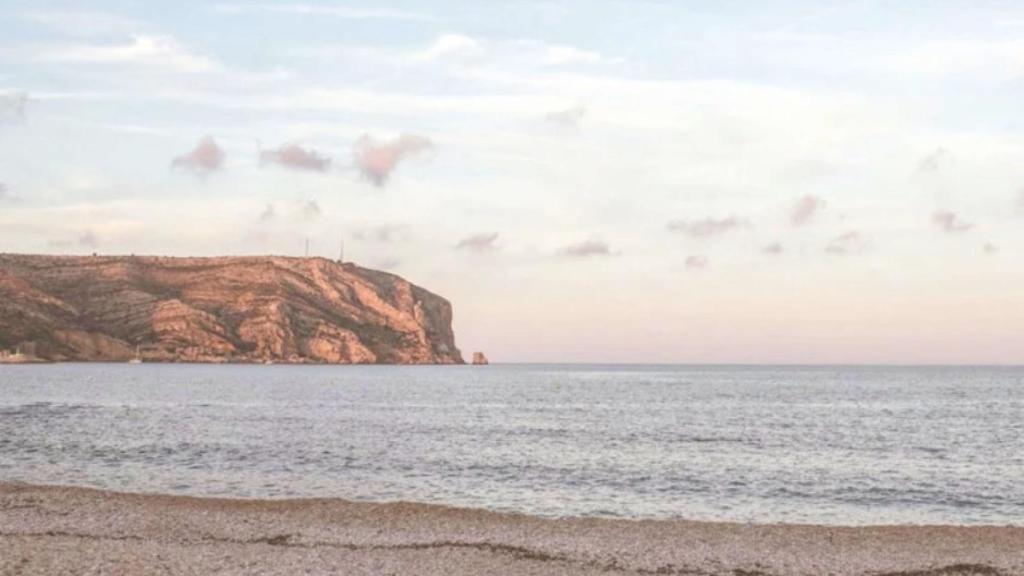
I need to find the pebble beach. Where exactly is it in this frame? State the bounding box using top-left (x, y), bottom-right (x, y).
top-left (2, 483), bottom-right (1022, 576)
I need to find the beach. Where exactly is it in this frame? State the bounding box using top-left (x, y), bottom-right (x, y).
top-left (2, 483), bottom-right (1021, 576)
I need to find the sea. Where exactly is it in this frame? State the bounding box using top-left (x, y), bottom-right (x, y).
top-left (0, 363), bottom-right (1021, 526)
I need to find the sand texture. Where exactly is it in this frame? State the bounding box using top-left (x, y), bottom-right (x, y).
top-left (1, 483), bottom-right (1022, 576)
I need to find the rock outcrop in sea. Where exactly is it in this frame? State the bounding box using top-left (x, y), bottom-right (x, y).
top-left (0, 254), bottom-right (463, 364)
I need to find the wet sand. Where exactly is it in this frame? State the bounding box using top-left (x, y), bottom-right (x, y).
top-left (1, 483), bottom-right (1022, 576)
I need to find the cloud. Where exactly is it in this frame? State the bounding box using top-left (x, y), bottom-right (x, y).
top-left (545, 105), bottom-right (587, 126)
top-left (172, 136), bottom-right (225, 175)
top-left (41, 34), bottom-right (218, 73)
top-left (791, 195), bottom-right (824, 226)
top-left (983, 242), bottom-right (998, 255)
top-left (298, 199), bottom-right (321, 221)
top-left (761, 242), bottom-right (784, 255)
top-left (540, 44), bottom-right (606, 66)
top-left (686, 255), bottom-right (709, 269)
top-left (414, 34), bottom-right (483, 61)
top-left (886, 39), bottom-right (1024, 81)
top-left (78, 230), bottom-right (99, 248)
top-left (353, 224), bottom-right (407, 243)
top-left (260, 144), bottom-right (331, 172)
top-left (931, 210), bottom-right (973, 233)
top-left (22, 10), bottom-right (142, 38)
top-left (259, 204), bottom-right (275, 222)
top-left (455, 232), bottom-right (499, 252)
top-left (560, 240), bottom-right (612, 258)
top-left (1017, 189), bottom-right (1024, 213)
top-left (353, 134), bottom-right (433, 187)
top-left (504, 39), bottom-right (614, 67)
top-left (825, 231), bottom-right (869, 255)
top-left (211, 3), bottom-right (436, 21)
top-left (0, 183), bottom-right (23, 204)
top-left (0, 91), bottom-right (28, 122)
top-left (48, 230), bottom-right (100, 250)
top-left (667, 216), bottom-right (746, 238)
top-left (374, 257), bottom-right (401, 270)
top-left (917, 147), bottom-right (952, 174)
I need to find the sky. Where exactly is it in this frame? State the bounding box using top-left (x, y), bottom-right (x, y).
top-left (1, 1), bottom-right (1023, 364)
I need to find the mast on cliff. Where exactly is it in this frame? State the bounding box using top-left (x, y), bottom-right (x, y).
top-left (338, 239), bottom-right (344, 263)
top-left (305, 237), bottom-right (310, 258)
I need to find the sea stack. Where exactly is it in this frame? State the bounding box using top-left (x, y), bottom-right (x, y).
top-left (472, 351), bottom-right (489, 365)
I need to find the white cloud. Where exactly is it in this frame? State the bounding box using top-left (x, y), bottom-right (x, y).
top-left (40, 34), bottom-right (219, 73)
top-left (21, 10), bottom-right (142, 38)
top-left (545, 105), bottom-right (587, 126)
top-left (540, 44), bottom-right (606, 66)
top-left (414, 34), bottom-right (484, 62)
top-left (884, 40), bottom-right (1024, 80)
top-left (210, 3), bottom-right (436, 22)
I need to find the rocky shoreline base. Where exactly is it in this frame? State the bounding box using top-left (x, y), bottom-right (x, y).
top-left (1, 483), bottom-right (1022, 576)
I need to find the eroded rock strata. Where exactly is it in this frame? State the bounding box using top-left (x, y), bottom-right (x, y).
top-left (0, 254), bottom-right (462, 364)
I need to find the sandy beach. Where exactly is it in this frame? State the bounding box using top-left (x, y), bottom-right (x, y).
top-left (1, 483), bottom-right (1021, 576)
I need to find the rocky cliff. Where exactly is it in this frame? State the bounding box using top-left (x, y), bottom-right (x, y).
top-left (0, 254), bottom-right (463, 364)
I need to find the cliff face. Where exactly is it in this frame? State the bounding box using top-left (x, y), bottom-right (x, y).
top-left (0, 254), bottom-right (463, 364)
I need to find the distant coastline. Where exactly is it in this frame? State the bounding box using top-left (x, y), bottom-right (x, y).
top-left (0, 253), bottom-right (463, 365)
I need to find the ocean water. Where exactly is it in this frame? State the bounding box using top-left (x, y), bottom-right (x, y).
top-left (0, 364), bottom-right (1021, 526)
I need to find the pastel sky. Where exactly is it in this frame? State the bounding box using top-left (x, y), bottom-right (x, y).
top-left (1, 1), bottom-right (1023, 364)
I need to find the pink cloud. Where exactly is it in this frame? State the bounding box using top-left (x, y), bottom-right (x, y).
top-left (918, 147), bottom-right (951, 173)
top-left (791, 195), bottom-right (824, 226)
top-left (686, 255), bottom-right (709, 269)
top-left (561, 240), bottom-right (612, 258)
top-left (78, 230), bottom-right (99, 248)
top-left (667, 216), bottom-right (746, 238)
top-left (260, 144), bottom-right (331, 172)
top-left (298, 199), bottom-right (321, 221)
top-left (353, 134), bottom-right (433, 187)
top-left (40, 230), bottom-right (112, 252)
top-left (259, 204), bottom-right (275, 222)
top-left (172, 136), bottom-right (225, 174)
top-left (826, 231), bottom-right (869, 255)
top-left (931, 210), bottom-right (973, 233)
top-left (761, 242), bottom-right (784, 255)
top-left (455, 232), bottom-right (499, 252)
top-left (354, 224), bottom-right (408, 243)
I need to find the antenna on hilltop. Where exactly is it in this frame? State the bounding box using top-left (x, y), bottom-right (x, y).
top-left (305, 237), bottom-right (310, 258)
top-left (338, 239), bottom-right (345, 263)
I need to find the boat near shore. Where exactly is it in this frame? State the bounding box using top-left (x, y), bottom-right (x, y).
top-left (0, 352), bottom-right (50, 364)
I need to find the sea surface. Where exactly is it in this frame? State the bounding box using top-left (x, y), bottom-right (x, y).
top-left (0, 364), bottom-right (1021, 525)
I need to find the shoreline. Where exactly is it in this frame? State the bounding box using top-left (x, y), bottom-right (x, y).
top-left (2, 483), bottom-right (1022, 575)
